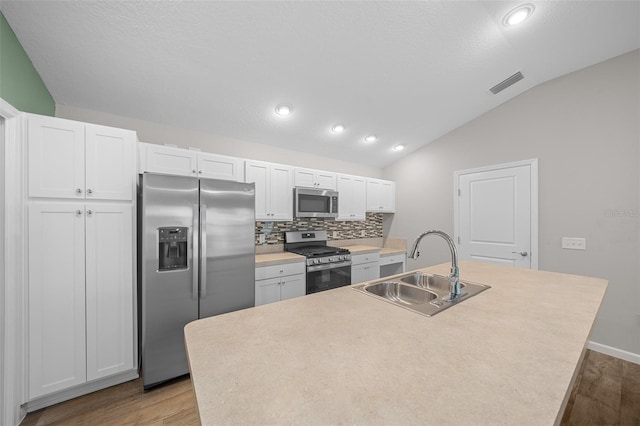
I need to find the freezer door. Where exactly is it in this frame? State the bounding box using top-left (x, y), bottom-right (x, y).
top-left (141, 173), bottom-right (199, 388)
top-left (199, 178), bottom-right (256, 318)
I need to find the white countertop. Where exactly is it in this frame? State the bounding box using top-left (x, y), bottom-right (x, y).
top-left (185, 261), bottom-right (607, 425)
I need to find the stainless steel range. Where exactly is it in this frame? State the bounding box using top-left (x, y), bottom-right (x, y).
top-left (285, 231), bottom-right (351, 294)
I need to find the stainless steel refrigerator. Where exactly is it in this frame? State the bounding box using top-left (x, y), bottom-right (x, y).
top-left (140, 172), bottom-right (255, 388)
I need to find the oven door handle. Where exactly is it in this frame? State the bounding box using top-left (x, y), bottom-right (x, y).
top-left (307, 260), bottom-right (352, 272)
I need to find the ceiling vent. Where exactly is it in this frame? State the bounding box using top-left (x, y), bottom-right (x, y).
top-left (490, 71), bottom-right (524, 94)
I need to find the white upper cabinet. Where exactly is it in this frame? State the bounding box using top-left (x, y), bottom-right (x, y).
top-left (245, 160), bottom-right (293, 221)
top-left (28, 114), bottom-right (135, 201)
top-left (294, 167), bottom-right (336, 190)
top-left (141, 143), bottom-right (197, 176)
top-left (140, 143), bottom-right (244, 181)
top-left (85, 124), bottom-right (135, 200)
top-left (197, 151), bottom-right (243, 181)
top-left (28, 115), bottom-right (86, 199)
top-left (336, 174), bottom-right (366, 221)
top-left (366, 179), bottom-right (396, 213)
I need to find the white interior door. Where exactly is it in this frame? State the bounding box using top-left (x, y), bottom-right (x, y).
top-left (455, 160), bottom-right (537, 269)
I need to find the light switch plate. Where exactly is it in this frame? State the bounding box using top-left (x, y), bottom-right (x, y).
top-left (562, 237), bottom-right (586, 250)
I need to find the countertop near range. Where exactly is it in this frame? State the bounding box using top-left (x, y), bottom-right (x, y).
top-left (184, 261), bottom-right (607, 425)
top-left (255, 251), bottom-right (305, 267)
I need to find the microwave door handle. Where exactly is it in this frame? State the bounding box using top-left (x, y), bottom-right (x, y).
top-left (200, 204), bottom-right (207, 298)
top-left (192, 205), bottom-right (199, 300)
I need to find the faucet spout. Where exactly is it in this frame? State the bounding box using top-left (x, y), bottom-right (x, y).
top-left (408, 230), bottom-right (461, 300)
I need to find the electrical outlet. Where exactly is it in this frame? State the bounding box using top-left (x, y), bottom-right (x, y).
top-left (562, 237), bottom-right (586, 250)
top-left (360, 230), bottom-right (366, 237)
top-left (258, 234), bottom-right (266, 244)
top-left (332, 231), bottom-right (338, 239)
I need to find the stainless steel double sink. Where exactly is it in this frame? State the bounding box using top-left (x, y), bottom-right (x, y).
top-left (352, 272), bottom-right (490, 317)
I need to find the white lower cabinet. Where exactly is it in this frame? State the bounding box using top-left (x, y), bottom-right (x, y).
top-left (351, 252), bottom-right (381, 285)
top-left (28, 202), bottom-right (134, 399)
top-left (255, 262), bottom-right (306, 306)
top-left (379, 254), bottom-right (406, 278)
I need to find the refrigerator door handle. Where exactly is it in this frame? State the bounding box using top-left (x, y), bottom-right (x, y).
top-left (200, 204), bottom-right (207, 298)
top-left (192, 204), bottom-right (199, 300)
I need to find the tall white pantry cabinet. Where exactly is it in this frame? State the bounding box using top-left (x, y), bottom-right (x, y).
top-left (26, 114), bottom-right (137, 404)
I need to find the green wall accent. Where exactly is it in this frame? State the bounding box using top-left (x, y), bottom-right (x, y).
top-left (0, 12), bottom-right (55, 115)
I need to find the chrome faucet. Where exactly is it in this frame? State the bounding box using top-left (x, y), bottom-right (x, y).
top-left (408, 230), bottom-right (461, 300)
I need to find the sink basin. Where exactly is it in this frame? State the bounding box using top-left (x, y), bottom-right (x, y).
top-left (352, 272), bottom-right (490, 317)
top-left (401, 273), bottom-right (465, 292)
top-left (363, 282), bottom-right (438, 305)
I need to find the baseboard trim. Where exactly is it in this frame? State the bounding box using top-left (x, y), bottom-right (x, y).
top-left (23, 369), bottom-right (139, 412)
top-left (588, 341), bottom-right (640, 365)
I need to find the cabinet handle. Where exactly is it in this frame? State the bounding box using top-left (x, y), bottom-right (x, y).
top-left (87, 188), bottom-right (93, 195)
top-left (75, 210), bottom-right (82, 215)
top-left (86, 209), bottom-right (93, 216)
top-left (199, 170), bottom-right (203, 174)
top-left (76, 188), bottom-right (82, 194)
top-left (192, 169), bottom-right (197, 174)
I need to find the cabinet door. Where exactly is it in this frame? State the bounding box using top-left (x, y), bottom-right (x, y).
top-left (269, 164), bottom-right (293, 221)
top-left (144, 144), bottom-right (197, 177)
top-left (351, 263), bottom-right (368, 285)
top-left (352, 263), bottom-right (379, 285)
top-left (351, 177), bottom-right (367, 220)
top-left (365, 264), bottom-right (381, 282)
top-left (366, 179), bottom-right (382, 211)
top-left (85, 204), bottom-right (134, 381)
top-left (255, 277), bottom-right (282, 306)
top-left (28, 203), bottom-right (86, 398)
top-left (336, 175), bottom-right (354, 220)
top-left (28, 114), bottom-right (85, 199)
top-left (315, 171), bottom-right (336, 190)
top-left (85, 124), bottom-right (135, 201)
top-left (380, 181), bottom-right (396, 212)
top-left (337, 175), bottom-right (366, 221)
top-left (245, 160), bottom-right (269, 220)
top-left (293, 168), bottom-right (316, 188)
top-left (280, 274), bottom-right (306, 301)
top-left (197, 152), bottom-right (243, 181)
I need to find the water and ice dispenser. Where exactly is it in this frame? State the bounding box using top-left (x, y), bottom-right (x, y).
top-left (158, 227), bottom-right (188, 271)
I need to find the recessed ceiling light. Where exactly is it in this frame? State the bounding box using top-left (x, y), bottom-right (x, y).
top-left (392, 144), bottom-right (405, 152)
top-left (331, 124), bottom-right (345, 134)
top-left (503, 4), bottom-right (535, 26)
top-left (364, 135), bottom-right (377, 143)
top-left (275, 105), bottom-right (292, 116)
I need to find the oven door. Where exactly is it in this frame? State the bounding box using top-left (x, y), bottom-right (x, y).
top-left (306, 261), bottom-right (351, 294)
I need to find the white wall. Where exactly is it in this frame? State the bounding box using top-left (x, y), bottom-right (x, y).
top-left (55, 105), bottom-right (382, 179)
top-left (383, 50), bottom-right (640, 357)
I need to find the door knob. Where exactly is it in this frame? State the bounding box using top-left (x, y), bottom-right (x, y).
top-left (512, 251), bottom-right (528, 257)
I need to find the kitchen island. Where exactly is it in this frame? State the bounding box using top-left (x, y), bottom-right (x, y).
top-left (184, 261), bottom-right (607, 425)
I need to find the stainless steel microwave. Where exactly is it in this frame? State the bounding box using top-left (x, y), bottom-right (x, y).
top-left (294, 187), bottom-right (339, 219)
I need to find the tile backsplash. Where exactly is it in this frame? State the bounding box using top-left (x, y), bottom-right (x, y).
top-left (255, 213), bottom-right (383, 245)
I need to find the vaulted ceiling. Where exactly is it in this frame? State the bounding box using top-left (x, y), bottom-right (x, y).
top-left (2, 1), bottom-right (639, 167)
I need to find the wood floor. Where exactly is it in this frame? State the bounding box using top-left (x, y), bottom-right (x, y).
top-left (22, 349), bottom-right (640, 425)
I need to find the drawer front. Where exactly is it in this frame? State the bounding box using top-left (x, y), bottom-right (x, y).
top-left (256, 261), bottom-right (305, 280)
top-left (351, 252), bottom-right (380, 265)
top-left (380, 254), bottom-right (405, 266)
